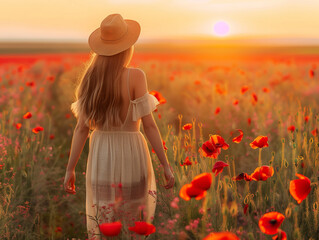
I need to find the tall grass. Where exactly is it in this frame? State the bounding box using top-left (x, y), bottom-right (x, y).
top-left (0, 53), bottom-right (318, 239)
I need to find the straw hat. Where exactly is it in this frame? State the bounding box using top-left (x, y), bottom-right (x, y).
top-left (88, 14), bottom-right (140, 56)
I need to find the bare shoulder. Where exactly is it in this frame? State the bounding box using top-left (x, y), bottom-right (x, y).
top-left (129, 68), bottom-right (148, 98)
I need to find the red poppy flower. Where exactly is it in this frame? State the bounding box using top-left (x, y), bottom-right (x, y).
top-left (182, 123), bottom-right (192, 130)
top-left (251, 93), bottom-right (258, 104)
top-left (47, 75), bottom-right (55, 82)
top-left (149, 90), bottom-right (166, 104)
top-left (289, 174), bottom-right (311, 204)
top-left (309, 69), bottom-right (315, 78)
top-left (23, 112), bottom-right (32, 119)
top-left (232, 129), bottom-right (243, 143)
top-left (241, 86), bottom-right (249, 94)
top-left (287, 125), bottom-right (295, 132)
top-left (212, 161), bottom-right (229, 176)
top-left (263, 87), bottom-right (270, 93)
top-left (250, 166), bottom-right (274, 181)
top-left (65, 113), bottom-right (71, 119)
top-left (215, 84), bottom-right (226, 95)
top-left (272, 230), bottom-right (287, 240)
top-left (54, 226), bottom-right (62, 233)
top-left (247, 118), bottom-right (251, 126)
top-left (26, 81), bottom-right (35, 87)
top-left (15, 123), bottom-right (22, 129)
top-left (232, 172), bottom-right (252, 181)
top-left (99, 221), bottom-right (122, 237)
top-left (191, 173), bottom-right (212, 191)
top-left (312, 128), bottom-right (318, 137)
top-left (32, 126), bottom-right (44, 134)
top-left (250, 136), bottom-right (269, 149)
top-left (233, 99), bottom-right (239, 105)
top-left (128, 221), bottom-right (155, 236)
top-left (215, 107), bottom-right (221, 115)
top-left (179, 183), bottom-right (207, 201)
top-left (259, 212), bottom-right (285, 235)
top-left (200, 135), bottom-right (229, 159)
top-left (304, 116), bottom-right (310, 123)
top-left (49, 134), bottom-right (55, 140)
top-left (203, 232), bottom-right (239, 240)
top-left (180, 156), bottom-right (192, 166)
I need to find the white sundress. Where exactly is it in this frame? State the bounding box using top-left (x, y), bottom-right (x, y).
top-left (71, 69), bottom-right (160, 239)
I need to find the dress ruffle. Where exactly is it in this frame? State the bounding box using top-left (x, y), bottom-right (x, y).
top-left (131, 93), bottom-right (160, 121)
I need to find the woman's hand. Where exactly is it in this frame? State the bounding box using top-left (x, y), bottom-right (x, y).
top-left (163, 165), bottom-right (175, 189)
top-left (64, 170), bottom-right (76, 194)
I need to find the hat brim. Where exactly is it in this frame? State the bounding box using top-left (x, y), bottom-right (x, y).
top-left (88, 19), bottom-right (140, 56)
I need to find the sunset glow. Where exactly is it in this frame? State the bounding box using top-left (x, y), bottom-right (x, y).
top-left (213, 21), bottom-right (230, 37)
top-left (0, 0), bottom-right (319, 42)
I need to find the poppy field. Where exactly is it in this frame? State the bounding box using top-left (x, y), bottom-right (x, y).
top-left (0, 48), bottom-right (318, 240)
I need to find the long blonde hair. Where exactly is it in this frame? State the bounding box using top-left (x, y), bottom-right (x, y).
top-left (71, 46), bottom-right (134, 129)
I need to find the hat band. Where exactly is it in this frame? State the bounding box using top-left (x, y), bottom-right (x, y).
top-left (100, 28), bottom-right (128, 42)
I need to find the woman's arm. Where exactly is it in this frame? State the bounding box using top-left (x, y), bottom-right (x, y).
top-left (66, 115), bottom-right (90, 172)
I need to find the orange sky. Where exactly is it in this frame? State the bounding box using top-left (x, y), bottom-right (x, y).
top-left (1, 0), bottom-right (319, 42)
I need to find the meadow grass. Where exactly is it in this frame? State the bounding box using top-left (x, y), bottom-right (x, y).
top-left (0, 52), bottom-right (318, 239)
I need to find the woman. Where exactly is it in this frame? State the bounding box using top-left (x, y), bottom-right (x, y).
top-left (63, 14), bottom-right (175, 239)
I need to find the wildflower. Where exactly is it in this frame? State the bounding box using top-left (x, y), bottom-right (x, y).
top-left (258, 212), bottom-right (285, 235)
top-left (289, 174), bottom-right (311, 204)
top-left (26, 81), bottom-right (35, 87)
top-left (241, 86), bottom-right (249, 94)
top-left (180, 156), bottom-right (192, 166)
top-left (311, 128), bottom-right (318, 137)
top-left (47, 75), bottom-right (55, 82)
top-left (149, 90), bottom-right (166, 104)
top-left (179, 183), bottom-right (206, 201)
top-left (250, 136), bottom-right (269, 149)
top-left (191, 173), bottom-right (212, 191)
top-left (32, 126), bottom-right (44, 134)
top-left (251, 93), bottom-right (258, 104)
top-left (54, 226), bottom-right (62, 233)
top-left (304, 116), bottom-right (310, 123)
top-left (15, 123), bottom-right (22, 129)
top-left (182, 123), bottom-right (192, 130)
top-left (128, 221), bottom-right (155, 236)
top-left (247, 118), bottom-right (251, 126)
top-left (309, 69), bottom-right (315, 78)
top-left (232, 173), bottom-right (252, 181)
top-left (215, 107), bottom-right (221, 115)
top-left (215, 84), bottom-right (226, 95)
top-left (272, 230), bottom-right (287, 240)
top-left (99, 221), bottom-right (122, 237)
top-left (199, 135), bottom-right (229, 159)
top-left (232, 129), bottom-right (243, 143)
top-left (250, 166), bottom-right (274, 181)
top-left (203, 232), bottom-right (239, 240)
top-left (287, 125), bottom-right (295, 132)
top-left (263, 87), bottom-right (270, 93)
top-left (23, 112), bottom-right (32, 119)
top-left (212, 161), bottom-right (229, 176)
top-left (233, 99), bottom-right (239, 105)
top-left (49, 134), bottom-right (55, 140)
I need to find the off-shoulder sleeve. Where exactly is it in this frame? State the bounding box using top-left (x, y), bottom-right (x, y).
top-left (131, 93), bottom-right (160, 121)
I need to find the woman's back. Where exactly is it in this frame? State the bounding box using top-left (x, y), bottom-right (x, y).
top-left (95, 67), bottom-right (159, 132)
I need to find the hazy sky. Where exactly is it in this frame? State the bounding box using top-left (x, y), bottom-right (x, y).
top-left (1, 0), bottom-right (319, 42)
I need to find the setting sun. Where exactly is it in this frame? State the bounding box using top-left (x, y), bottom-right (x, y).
top-left (213, 21), bottom-right (230, 37)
